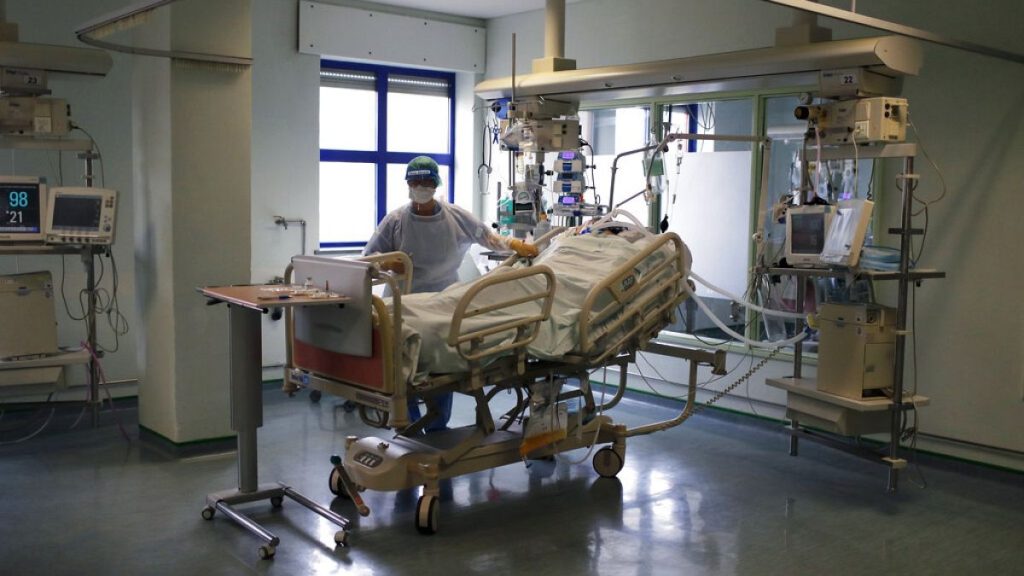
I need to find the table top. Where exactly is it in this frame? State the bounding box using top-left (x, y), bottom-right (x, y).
top-left (198, 284), bottom-right (350, 312)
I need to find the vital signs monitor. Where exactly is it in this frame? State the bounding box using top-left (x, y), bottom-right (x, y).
top-left (0, 176), bottom-right (47, 243)
top-left (44, 187), bottom-right (117, 245)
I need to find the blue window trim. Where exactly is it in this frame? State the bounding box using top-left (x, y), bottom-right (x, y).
top-left (319, 59), bottom-right (456, 250)
top-left (686, 104), bottom-right (699, 153)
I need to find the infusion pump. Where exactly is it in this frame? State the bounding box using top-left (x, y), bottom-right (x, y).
top-left (795, 97), bottom-right (908, 145)
top-left (44, 187), bottom-right (117, 245)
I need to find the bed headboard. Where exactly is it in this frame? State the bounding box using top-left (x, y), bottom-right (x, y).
top-left (291, 255), bottom-right (372, 358)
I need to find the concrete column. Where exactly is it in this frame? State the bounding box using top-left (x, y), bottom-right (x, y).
top-left (134, 0), bottom-right (252, 443)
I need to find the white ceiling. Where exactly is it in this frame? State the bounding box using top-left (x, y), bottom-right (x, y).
top-left (362, 0), bottom-right (580, 20)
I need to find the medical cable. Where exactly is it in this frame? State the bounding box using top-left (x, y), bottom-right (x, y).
top-left (908, 115), bottom-right (948, 210)
top-left (696, 102), bottom-right (716, 132)
top-left (907, 116), bottom-right (947, 264)
top-left (59, 250), bottom-right (129, 353)
top-left (634, 349), bottom-right (741, 393)
top-left (691, 347), bottom-right (780, 416)
top-left (0, 393), bottom-right (57, 445)
top-left (478, 114), bottom-right (497, 195)
top-left (83, 341), bottom-right (132, 442)
top-left (741, 352), bottom-right (764, 417)
top-left (68, 403), bottom-right (89, 430)
top-left (72, 124), bottom-right (105, 187)
top-left (578, 138), bottom-right (600, 207)
top-left (896, 177), bottom-right (929, 267)
top-left (813, 126), bottom-right (823, 199)
top-left (100, 251), bottom-right (130, 353)
top-left (46, 149), bottom-right (64, 187)
top-left (674, 301), bottom-right (735, 349)
top-left (904, 406), bottom-right (928, 489)
top-left (866, 163), bottom-right (875, 200)
top-left (850, 129), bottom-right (860, 198)
top-left (543, 373), bottom-right (607, 467)
top-left (689, 270), bottom-right (806, 320)
top-left (631, 357), bottom-right (686, 400)
top-left (906, 280), bottom-right (927, 487)
top-left (633, 347), bottom-right (778, 419)
top-left (640, 344), bottom-right (763, 398)
top-left (684, 280), bottom-right (808, 349)
top-left (59, 255), bottom-right (88, 322)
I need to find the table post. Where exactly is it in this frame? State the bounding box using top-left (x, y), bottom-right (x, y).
top-left (229, 305), bottom-right (263, 493)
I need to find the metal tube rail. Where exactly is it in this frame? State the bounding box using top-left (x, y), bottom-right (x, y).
top-left (887, 155), bottom-right (915, 493)
top-left (448, 266), bottom-right (556, 362)
top-left (579, 233), bottom-right (687, 356)
top-left (625, 346), bottom-right (720, 437)
top-left (586, 238), bottom-right (682, 325)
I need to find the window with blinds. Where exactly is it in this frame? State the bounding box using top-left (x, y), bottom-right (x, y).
top-left (318, 62), bottom-right (454, 248)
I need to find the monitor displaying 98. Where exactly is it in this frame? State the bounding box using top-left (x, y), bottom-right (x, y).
top-left (0, 180), bottom-right (44, 242)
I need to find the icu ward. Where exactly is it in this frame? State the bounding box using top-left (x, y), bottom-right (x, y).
top-left (0, 0), bottom-right (1021, 574)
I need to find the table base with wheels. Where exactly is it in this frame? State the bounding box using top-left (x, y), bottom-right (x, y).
top-left (198, 285), bottom-right (352, 559)
top-left (201, 482), bottom-right (350, 558)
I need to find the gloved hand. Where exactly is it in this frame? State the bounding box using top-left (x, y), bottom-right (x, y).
top-left (507, 238), bottom-right (539, 258)
top-left (379, 259), bottom-right (406, 274)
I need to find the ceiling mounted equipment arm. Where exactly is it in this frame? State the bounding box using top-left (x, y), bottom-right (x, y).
top-left (475, 35), bottom-right (921, 102)
top-left (762, 0), bottom-right (1024, 65)
top-left (75, 0), bottom-right (252, 67)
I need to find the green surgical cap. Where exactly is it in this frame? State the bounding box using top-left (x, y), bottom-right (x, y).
top-left (405, 156), bottom-right (442, 187)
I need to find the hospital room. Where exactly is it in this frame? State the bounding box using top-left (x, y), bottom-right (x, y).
top-left (0, 0), bottom-right (1021, 573)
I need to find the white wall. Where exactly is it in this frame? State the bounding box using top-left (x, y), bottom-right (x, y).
top-left (485, 0), bottom-right (1024, 470)
top-left (251, 0), bottom-right (321, 368)
top-left (252, 0), bottom-right (484, 369)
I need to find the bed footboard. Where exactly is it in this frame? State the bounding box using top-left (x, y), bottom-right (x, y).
top-left (283, 253), bottom-right (412, 426)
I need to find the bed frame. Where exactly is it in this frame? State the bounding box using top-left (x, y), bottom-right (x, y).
top-left (281, 230), bottom-right (711, 536)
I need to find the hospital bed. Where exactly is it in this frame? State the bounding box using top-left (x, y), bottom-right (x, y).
top-left (282, 217), bottom-right (707, 534)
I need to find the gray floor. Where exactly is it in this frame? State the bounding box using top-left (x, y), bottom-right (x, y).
top-left (1, 387), bottom-right (1022, 576)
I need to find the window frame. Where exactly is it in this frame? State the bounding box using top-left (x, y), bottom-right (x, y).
top-left (318, 59), bottom-right (456, 249)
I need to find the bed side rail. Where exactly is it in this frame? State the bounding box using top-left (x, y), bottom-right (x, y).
top-left (358, 251), bottom-right (413, 295)
top-left (579, 233), bottom-right (690, 364)
top-left (447, 265), bottom-right (556, 377)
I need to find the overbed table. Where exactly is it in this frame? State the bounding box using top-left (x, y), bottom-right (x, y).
top-left (197, 285), bottom-right (352, 559)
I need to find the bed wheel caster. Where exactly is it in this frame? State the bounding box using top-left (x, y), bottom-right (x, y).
top-left (270, 495), bottom-right (284, 508)
top-left (334, 530), bottom-right (350, 547)
top-left (415, 494), bottom-right (439, 535)
top-left (593, 447), bottom-right (624, 478)
top-left (309, 390), bottom-right (322, 403)
top-left (201, 506), bottom-right (215, 520)
top-left (258, 544), bottom-right (275, 559)
top-left (329, 466), bottom-right (346, 498)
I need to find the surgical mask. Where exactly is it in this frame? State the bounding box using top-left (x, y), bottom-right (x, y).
top-left (409, 185), bottom-right (435, 204)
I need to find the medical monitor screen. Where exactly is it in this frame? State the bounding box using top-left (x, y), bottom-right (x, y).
top-left (790, 212), bottom-right (828, 255)
top-left (51, 196), bottom-right (103, 231)
top-left (0, 181), bottom-right (44, 241)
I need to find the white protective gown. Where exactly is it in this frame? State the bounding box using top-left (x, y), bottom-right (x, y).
top-left (364, 200), bottom-right (506, 294)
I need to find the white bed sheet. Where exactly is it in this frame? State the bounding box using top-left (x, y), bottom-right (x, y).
top-left (394, 231), bottom-right (681, 382)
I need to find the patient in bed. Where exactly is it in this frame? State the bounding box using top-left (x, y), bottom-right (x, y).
top-left (392, 224), bottom-right (685, 381)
